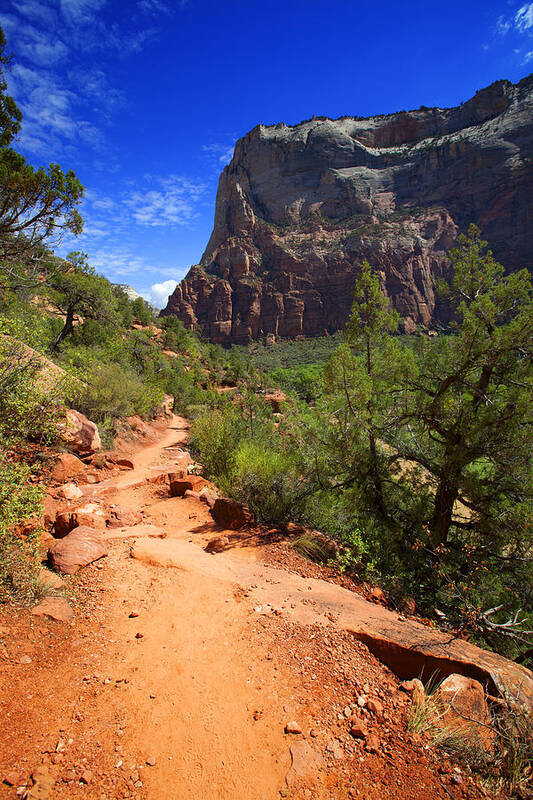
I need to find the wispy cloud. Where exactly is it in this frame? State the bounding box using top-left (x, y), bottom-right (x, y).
top-left (497, 3), bottom-right (533, 35)
top-left (124, 176), bottom-right (207, 227)
top-left (202, 141), bottom-right (236, 165)
top-left (515, 3), bottom-right (533, 32)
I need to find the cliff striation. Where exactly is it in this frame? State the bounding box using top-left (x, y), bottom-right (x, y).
top-left (163, 75), bottom-right (533, 342)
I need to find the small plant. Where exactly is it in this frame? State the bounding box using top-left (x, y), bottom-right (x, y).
top-left (292, 532), bottom-right (331, 563)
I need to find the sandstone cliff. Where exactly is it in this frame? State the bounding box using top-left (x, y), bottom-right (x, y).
top-left (163, 75), bottom-right (533, 342)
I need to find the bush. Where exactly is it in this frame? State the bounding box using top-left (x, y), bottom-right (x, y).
top-left (76, 363), bottom-right (164, 423)
top-left (189, 405), bottom-right (245, 485)
top-left (0, 454), bottom-right (43, 604)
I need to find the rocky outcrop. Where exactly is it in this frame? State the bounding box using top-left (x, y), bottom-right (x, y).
top-left (163, 75), bottom-right (533, 341)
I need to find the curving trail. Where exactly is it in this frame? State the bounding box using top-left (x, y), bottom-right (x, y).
top-left (0, 414), bottom-right (517, 800)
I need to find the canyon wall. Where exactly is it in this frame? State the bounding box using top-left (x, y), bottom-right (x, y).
top-left (163, 74), bottom-right (533, 342)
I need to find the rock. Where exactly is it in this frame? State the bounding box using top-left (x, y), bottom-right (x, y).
top-left (79, 770), bottom-right (92, 785)
top-left (48, 526), bottom-right (108, 574)
top-left (434, 674), bottom-right (496, 751)
top-left (38, 568), bottom-right (65, 591)
top-left (115, 458), bottom-right (134, 470)
top-left (135, 632), bottom-right (144, 639)
top-left (284, 721), bottom-right (302, 734)
top-left (282, 522), bottom-right (306, 535)
top-left (285, 741), bottom-right (323, 788)
top-left (145, 755), bottom-right (156, 766)
top-left (263, 391), bottom-right (287, 413)
top-left (31, 597), bottom-right (73, 621)
top-left (169, 475), bottom-right (208, 497)
top-left (19, 655), bottom-right (31, 664)
top-left (59, 409), bottom-right (101, 455)
top-left (370, 587), bottom-right (385, 602)
top-left (211, 497), bottom-right (254, 530)
top-left (3, 771), bottom-right (20, 786)
top-left (401, 678), bottom-right (426, 705)
top-left (349, 719), bottom-right (369, 739)
top-left (365, 734), bottom-right (380, 754)
top-left (54, 503), bottom-right (107, 538)
top-left (107, 506), bottom-right (143, 528)
top-left (162, 77), bottom-right (533, 343)
top-left (205, 535), bottom-right (230, 554)
top-left (129, 610), bottom-right (140, 618)
top-left (366, 698), bottom-right (383, 716)
top-left (27, 766), bottom-right (54, 800)
top-left (198, 487), bottom-right (217, 508)
top-left (56, 483), bottom-right (83, 501)
top-left (51, 453), bottom-right (86, 483)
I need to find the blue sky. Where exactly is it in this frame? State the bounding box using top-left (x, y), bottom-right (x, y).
top-left (1, 0), bottom-right (532, 307)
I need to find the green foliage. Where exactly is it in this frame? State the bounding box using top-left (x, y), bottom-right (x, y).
top-left (269, 364), bottom-right (323, 402)
top-left (0, 454), bottom-right (43, 604)
top-left (189, 405), bottom-right (245, 485)
top-left (131, 296), bottom-right (152, 326)
top-left (75, 362), bottom-right (164, 425)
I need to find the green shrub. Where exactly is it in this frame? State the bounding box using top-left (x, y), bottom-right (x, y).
top-left (189, 405), bottom-right (245, 485)
top-left (76, 363), bottom-right (164, 423)
top-left (0, 454), bottom-right (43, 604)
top-left (230, 439), bottom-right (302, 525)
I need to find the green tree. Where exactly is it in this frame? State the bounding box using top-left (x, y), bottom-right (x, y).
top-left (0, 25), bottom-right (83, 279)
top-left (44, 252), bottom-right (118, 351)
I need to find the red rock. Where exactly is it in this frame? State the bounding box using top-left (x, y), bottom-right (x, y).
top-left (211, 497), bottom-right (254, 530)
top-left (401, 596), bottom-right (417, 615)
top-left (349, 720), bottom-right (368, 739)
top-left (284, 721), bottom-right (302, 734)
top-left (169, 476), bottom-right (208, 497)
top-left (286, 741), bottom-right (323, 788)
top-left (59, 409), bottom-right (101, 455)
top-left (401, 679), bottom-right (426, 705)
top-left (365, 734), bottom-right (380, 753)
top-left (31, 597), bottom-right (73, 622)
top-left (51, 453), bottom-right (86, 483)
top-left (48, 526), bottom-right (108, 574)
top-left (56, 483), bottom-right (83, 501)
top-left (3, 771), bottom-right (19, 786)
top-left (38, 568), bottom-right (65, 591)
top-left (366, 698), bottom-right (383, 716)
top-left (370, 587), bottom-right (385, 602)
top-left (115, 458), bottom-right (134, 470)
top-left (145, 755), bottom-right (156, 766)
top-left (107, 506), bottom-right (143, 528)
top-left (205, 536), bottom-right (229, 554)
top-left (54, 503), bottom-right (106, 538)
top-left (434, 674), bottom-right (496, 751)
top-left (199, 488), bottom-right (217, 508)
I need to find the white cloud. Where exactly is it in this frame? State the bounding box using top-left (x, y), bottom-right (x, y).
top-left (515, 3), bottom-right (533, 31)
top-left (202, 141), bottom-right (236, 165)
top-left (525, 50), bottom-right (533, 61)
top-left (497, 15), bottom-right (511, 35)
top-left (143, 279), bottom-right (178, 308)
top-left (59, 0), bottom-right (106, 25)
top-left (124, 175), bottom-right (207, 227)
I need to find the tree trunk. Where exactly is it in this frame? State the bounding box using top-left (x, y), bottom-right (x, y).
top-left (50, 306), bottom-right (75, 352)
top-left (430, 462), bottom-right (459, 546)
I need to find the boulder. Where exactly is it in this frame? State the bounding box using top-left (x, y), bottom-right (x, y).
top-left (434, 674), bottom-right (496, 751)
top-left (48, 526), bottom-right (108, 574)
top-left (59, 408), bottom-right (101, 455)
top-left (54, 503), bottom-right (107, 538)
top-left (56, 482), bottom-right (83, 501)
top-left (169, 475), bottom-right (209, 497)
top-left (51, 453), bottom-right (86, 483)
top-left (31, 597), bottom-right (73, 621)
top-left (199, 486), bottom-right (217, 509)
top-left (114, 458), bottom-right (134, 470)
top-left (38, 568), bottom-right (65, 591)
top-left (107, 506), bottom-right (143, 528)
top-left (211, 498), bottom-right (254, 530)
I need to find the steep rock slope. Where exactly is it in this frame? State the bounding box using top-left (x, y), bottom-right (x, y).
top-left (163, 75), bottom-right (533, 342)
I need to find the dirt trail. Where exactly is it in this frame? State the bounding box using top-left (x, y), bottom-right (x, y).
top-left (0, 414), bottom-right (514, 800)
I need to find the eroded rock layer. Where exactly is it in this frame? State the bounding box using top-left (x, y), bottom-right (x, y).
top-left (163, 75), bottom-right (533, 342)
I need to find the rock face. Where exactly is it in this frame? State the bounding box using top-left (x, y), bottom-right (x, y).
top-left (163, 75), bottom-right (533, 341)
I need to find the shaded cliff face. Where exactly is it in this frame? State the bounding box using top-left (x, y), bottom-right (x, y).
top-left (163, 75), bottom-right (533, 342)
